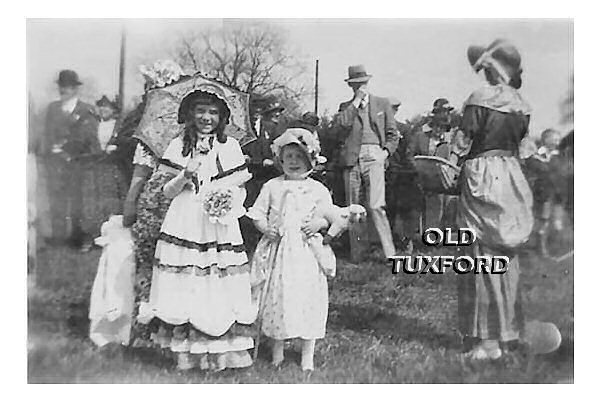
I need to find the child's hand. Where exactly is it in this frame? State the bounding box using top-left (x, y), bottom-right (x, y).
top-left (301, 217), bottom-right (326, 237)
top-left (264, 226), bottom-right (280, 240)
top-left (185, 156), bottom-right (202, 175)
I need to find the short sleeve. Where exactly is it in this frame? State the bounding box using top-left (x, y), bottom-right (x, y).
top-left (460, 105), bottom-right (488, 139)
top-left (161, 137), bottom-right (185, 163)
top-left (133, 143), bottom-right (158, 168)
top-left (246, 180), bottom-right (271, 221)
top-left (230, 138), bottom-right (247, 166)
top-left (314, 180), bottom-right (333, 207)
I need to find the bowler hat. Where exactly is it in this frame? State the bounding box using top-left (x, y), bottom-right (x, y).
top-left (345, 65), bottom-right (372, 83)
top-left (57, 70), bottom-right (82, 87)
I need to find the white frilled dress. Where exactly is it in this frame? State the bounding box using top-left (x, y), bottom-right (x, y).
top-left (247, 176), bottom-right (333, 340)
top-left (139, 136), bottom-right (257, 365)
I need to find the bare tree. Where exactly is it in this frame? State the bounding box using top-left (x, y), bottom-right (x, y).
top-left (173, 21), bottom-right (309, 106)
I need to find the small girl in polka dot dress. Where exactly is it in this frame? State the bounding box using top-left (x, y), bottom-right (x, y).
top-left (247, 128), bottom-right (333, 371)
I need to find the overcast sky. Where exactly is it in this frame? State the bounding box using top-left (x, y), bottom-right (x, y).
top-left (27, 18), bottom-right (573, 137)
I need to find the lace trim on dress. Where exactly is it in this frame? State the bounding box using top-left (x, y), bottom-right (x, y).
top-left (154, 262), bottom-right (250, 276)
top-left (157, 232), bottom-right (246, 253)
top-left (133, 143), bottom-right (158, 168)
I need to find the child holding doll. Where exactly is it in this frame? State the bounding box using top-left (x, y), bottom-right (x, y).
top-left (247, 128), bottom-right (334, 371)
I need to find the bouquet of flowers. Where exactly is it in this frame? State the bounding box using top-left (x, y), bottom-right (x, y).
top-left (203, 187), bottom-right (234, 224)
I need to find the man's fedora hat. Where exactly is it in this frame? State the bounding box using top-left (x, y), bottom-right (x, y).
top-left (57, 70), bottom-right (83, 87)
top-left (345, 65), bottom-right (372, 83)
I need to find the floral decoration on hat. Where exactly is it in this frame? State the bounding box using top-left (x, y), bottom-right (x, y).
top-left (139, 60), bottom-right (185, 89)
top-left (271, 128), bottom-right (327, 169)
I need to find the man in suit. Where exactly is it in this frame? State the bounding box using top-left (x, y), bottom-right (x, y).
top-left (333, 65), bottom-right (400, 260)
top-left (43, 70), bottom-right (100, 247)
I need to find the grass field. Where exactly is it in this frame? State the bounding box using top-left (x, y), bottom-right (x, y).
top-left (27, 238), bottom-right (573, 383)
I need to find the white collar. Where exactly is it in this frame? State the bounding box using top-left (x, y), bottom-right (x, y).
top-left (359, 93), bottom-right (370, 109)
top-left (61, 97), bottom-right (78, 114)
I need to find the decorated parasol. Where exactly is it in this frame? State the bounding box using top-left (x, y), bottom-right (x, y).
top-left (413, 155), bottom-right (461, 195)
top-left (133, 73), bottom-right (255, 158)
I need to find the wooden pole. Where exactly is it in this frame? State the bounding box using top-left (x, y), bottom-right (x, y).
top-left (314, 59), bottom-right (319, 114)
top-left (118, 25), bottom-right (126, 112)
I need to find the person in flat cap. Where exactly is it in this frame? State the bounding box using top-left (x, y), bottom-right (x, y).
top-left (42, 69), bottom-right (100, 248)
top-left (456, 39), bottom-right (533, 360)
top-left (331, 65), bottom-right (400, 261)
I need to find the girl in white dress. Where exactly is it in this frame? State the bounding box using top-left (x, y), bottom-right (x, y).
top-left (247, 128), bottom-right (333, 371)
top-left (139, 87), bottom-right (257, 371)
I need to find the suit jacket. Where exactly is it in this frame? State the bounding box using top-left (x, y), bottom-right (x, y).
top-left (43, 100), bottom-right (100, 158)
top-left (242, 119), bottom-right (280, 181)
top-left (333, 94), bottom-right (399, 167)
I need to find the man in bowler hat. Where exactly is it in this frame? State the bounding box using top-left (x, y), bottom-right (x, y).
top-left (42, 70), bottom-right (100, 247)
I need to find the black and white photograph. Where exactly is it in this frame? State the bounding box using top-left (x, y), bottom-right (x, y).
top-left (21, 10), bottom-right (579, 385)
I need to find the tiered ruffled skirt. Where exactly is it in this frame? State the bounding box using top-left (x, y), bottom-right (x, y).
top-left (138, 190), bottom-right (257, 369)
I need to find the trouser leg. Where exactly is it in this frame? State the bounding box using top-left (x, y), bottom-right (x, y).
top-left (364, 158), bottom-right (396, 258)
